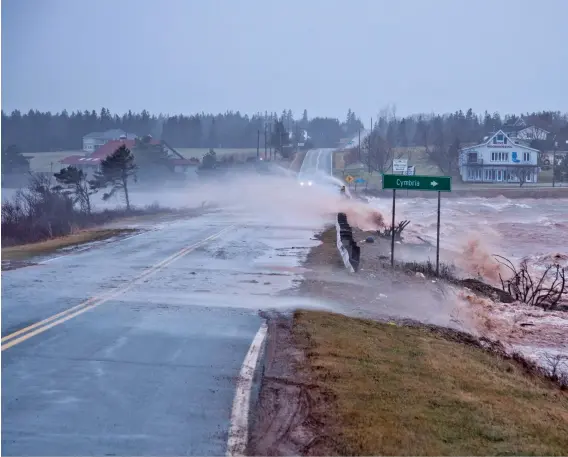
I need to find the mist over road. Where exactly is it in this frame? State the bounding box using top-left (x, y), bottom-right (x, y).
top-left (1, 203), bottom-right (333, 455)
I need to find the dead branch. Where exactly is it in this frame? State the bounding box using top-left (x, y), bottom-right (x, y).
top-left (542, 353), bottom-right (568, 381)
top-left (494, 255), bottom-right (567, 311)
top-left (377, 220), bottom-right (410, 241)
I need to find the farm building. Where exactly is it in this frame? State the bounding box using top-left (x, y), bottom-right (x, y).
top-left (459, 130), bottom-right (540, 184)
top-left (61, 139), bottom-right (197, 175)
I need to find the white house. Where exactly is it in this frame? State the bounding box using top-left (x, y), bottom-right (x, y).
top-left (511, 125), bottom-right (550, 142)
top-left (82, 129), bottom-right (137, 153)
top-left (459, 130), bottom-right (541, 184)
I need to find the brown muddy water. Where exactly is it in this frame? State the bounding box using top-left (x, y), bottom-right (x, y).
top-left (365, 196), bottom-right (568, 374)
top-left (368, 196), bottom-right (568, 275)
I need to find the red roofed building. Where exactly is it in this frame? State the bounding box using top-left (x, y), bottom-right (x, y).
top-left (59, 138), bottom-right (198, 175)
top-left (90, 139), bottom-right (160, 160)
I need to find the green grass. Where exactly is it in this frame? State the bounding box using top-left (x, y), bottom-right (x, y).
top-left (294, 310), bottom-right (568, 456)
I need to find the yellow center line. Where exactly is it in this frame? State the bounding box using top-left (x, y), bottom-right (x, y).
top-left (1, 226), bottom-right (235, 351)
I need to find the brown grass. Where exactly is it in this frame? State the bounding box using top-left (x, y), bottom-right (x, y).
top-left (1, 228), bottom-right (136, 260)
top-left (293, 310), bottom-right (568, 456)
top-left (303, 226), bottom-right (344, 270)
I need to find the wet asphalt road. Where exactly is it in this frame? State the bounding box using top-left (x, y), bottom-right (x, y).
top-left (299, 148), bottom-right (334, 176)
top-left (1, 208), bottom-right (328, 455)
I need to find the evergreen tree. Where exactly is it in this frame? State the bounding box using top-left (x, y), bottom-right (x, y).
top-left (1, 144), bottom-right (30, 174)
top-left (90, 145), bottom-right (137, 210)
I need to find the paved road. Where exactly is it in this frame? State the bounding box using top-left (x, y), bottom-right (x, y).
top-left (1, 207), bottom-right (333, 455)
top-left (298, 148), bottom-right (335, 176)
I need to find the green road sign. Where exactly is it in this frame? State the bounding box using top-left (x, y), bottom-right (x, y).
top-left (382, 173), bottom-right (452, 192)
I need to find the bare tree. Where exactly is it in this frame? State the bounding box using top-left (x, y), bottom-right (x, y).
top-left (494, 256), bottom-right (567, 310)
top-left (415, 116), bottom-right (432, 154)
top-left (428, 137), bottom-right (460, 176)
top-left (507, 166), bottom-right (539, 187)
top-left (343, 147), bottom-right (360, 167)
top-left (362, 130), bottom-right (393, 173)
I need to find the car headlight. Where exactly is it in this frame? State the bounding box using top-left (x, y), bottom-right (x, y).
top-left (308, 181), bottom-right (313, 186)
top-left (300, 181), bottom-right (305, 186)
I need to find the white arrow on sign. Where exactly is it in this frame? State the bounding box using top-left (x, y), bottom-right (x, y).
top-left (430, 180), bottom-right (438, 187)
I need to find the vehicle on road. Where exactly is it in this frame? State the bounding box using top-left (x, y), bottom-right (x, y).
top-left (297, 172), bottom-right (317, 187)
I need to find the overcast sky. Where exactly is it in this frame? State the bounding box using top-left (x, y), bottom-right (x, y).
top-left (2, 0), bottom-right (567, 121)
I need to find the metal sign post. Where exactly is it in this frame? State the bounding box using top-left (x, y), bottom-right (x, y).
top-left (391, 189), bottom-right (396, 267)
top-left (436, 191), bottom-right (441, 276)
top-left (382, 174), bottom-right (452, 276)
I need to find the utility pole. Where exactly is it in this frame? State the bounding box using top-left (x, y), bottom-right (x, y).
top-left (358, 128), bottom-right (361, 162)
top-left (269, 123), bottom-right (273, 160)
top-left (552, 137), bottom-right (557, 188)
top-left (295, 122), bottom-right (299, 154)
top-left (279, 124), bottom-right (282, 159)
top-left (257, 129), bottom-right (260, 160)
top-left (264, 124), bottom-right (267, 159)
top-left (368, 117), bottom-right (373, 174)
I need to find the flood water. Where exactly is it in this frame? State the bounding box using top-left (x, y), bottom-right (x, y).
top-left (369, 196), bottom-right (568, 373)
top-left (369, 196), bottom-right (568, 273)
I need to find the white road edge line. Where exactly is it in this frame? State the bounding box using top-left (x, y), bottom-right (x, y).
top-left (226, 322), bottom-right (268, 457)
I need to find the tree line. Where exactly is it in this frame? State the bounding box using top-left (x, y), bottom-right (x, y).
top-left (345, 108), bottom-right (568, 177)
top-left (1, 108), bottom-right (364, 153)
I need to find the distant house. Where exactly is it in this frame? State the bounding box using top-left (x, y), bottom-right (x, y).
top-left (82, 129), bottom-right (137, 153)
top-left (515, 125), bottom-right (550, 141)
top-left (501, 125), bottom-right (550, 144)
top-left (501, 117), bottom-right (551, 145)
top-left (459, 130), bottom-right (540, 184)
top-left (61, 138), bottom-right (196, 175)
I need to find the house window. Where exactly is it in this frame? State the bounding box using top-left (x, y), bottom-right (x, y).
top-left (467, 152), bottom-right (478, 163)
top-left (467, 168), bottom-right (481, 181)
top-left (493, 133), bottom-right (506, 144)
top-left (491, 152), bottom-right (509, 162)
top-left (523, 152), bottom-right (530, 162)
top-left (484, 169), bottom-right (496, 181)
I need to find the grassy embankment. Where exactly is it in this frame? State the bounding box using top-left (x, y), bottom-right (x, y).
top-left (2, 228), bottom-right (137, 261)
top-left (294, 310), bottom-right (568, 455)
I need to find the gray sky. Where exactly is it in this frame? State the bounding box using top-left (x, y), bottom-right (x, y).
top-left (2, 0), bottom-right (567, 120)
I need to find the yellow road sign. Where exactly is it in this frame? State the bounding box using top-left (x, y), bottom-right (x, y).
top-left (345, 175), bottom-right (354, 183)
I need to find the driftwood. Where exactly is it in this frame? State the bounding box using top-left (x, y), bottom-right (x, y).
top-left (377, 220), bottom-right (410, 241)
top-left (494, 255), bottom-right (567, 310)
